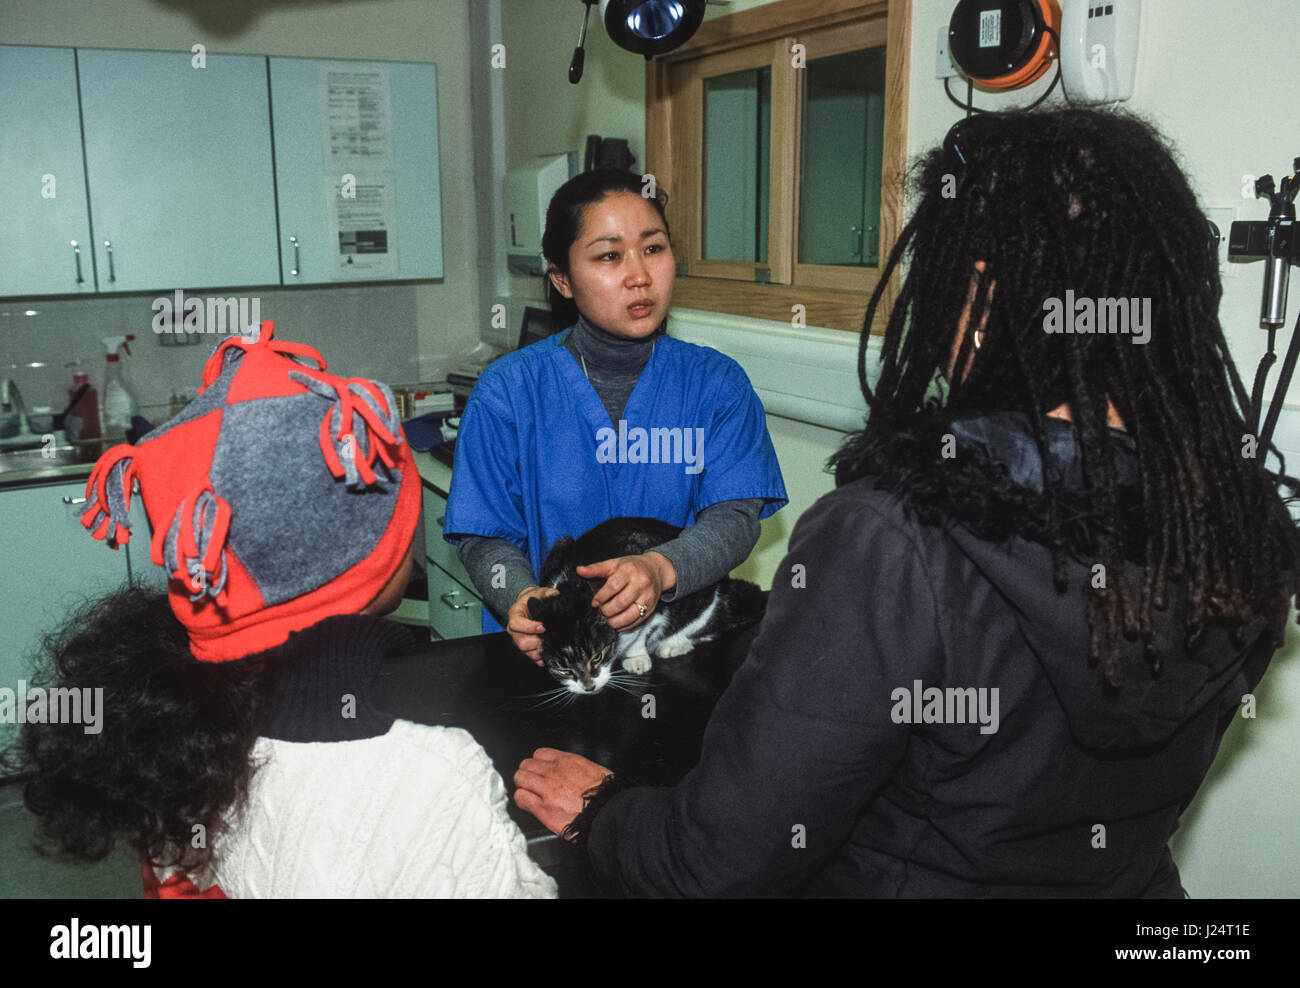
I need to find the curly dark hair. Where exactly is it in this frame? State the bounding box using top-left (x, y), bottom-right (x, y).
top-left (830, 106), bottom-right (1300, 686)
top-left (2, 585), bottom-right (271, 874)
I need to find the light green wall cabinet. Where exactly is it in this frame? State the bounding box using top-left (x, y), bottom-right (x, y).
top-left (77, 49), bottom-right (281, 294)
top-left (0, 45), bottom-right (443, 298)
top-left (128, 490), bottom-right (168, 590)
top-left (0, 480), bottom-right (148, 752)
top-left (270, 58), bottom-right (443, 284)
top-left (0, 47), bottom-right (96, 297)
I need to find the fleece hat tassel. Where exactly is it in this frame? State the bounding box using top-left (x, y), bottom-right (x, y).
top-left (158, 488), bottom-right (232, 603)
top-left (79, 320), bottom-right (421, 662)
top-left (289, 370), bottom-right (402, 491)
top-left (81, 446), bottom-right (137, 546)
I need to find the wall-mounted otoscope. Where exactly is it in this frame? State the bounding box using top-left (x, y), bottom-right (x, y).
top-left (1230, 161), bottom-right (1300, 449)
top-left (1230, 168), bottom-right (1299, 328)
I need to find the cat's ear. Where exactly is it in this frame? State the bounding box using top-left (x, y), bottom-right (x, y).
top-left (539, 535), bottom-right (577, 581)
top-left (527, 595), bottom-right (550, 622)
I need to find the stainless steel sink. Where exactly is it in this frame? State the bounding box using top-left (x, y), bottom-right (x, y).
top-left (0, 439), bottom-right (105, 479)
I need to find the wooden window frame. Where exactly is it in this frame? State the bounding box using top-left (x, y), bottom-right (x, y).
top-left (647, 0), bottom-right (911, 334)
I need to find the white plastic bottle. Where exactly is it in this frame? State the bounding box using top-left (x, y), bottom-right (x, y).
top-left (101, 335), bottom-right (138, 441)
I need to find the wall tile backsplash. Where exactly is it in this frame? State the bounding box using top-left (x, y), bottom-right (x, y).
top-left (0, 284), bottom-right (422, 422)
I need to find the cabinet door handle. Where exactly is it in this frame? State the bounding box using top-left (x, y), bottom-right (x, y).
top-left (104, 239), bottom-right (116, 283)
top-left (71, 240), bottom-right (84, 285)
top-left (61, 495), bottom-right (86, 505)
top-left (440, 591), bottom-right (478, 611)
top-left (289, 235), bottom-right (300, 277)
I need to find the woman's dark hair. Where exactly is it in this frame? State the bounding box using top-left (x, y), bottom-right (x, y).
top-left (541, 168), bottom-right (672, 332)
top-left (3, 586), bottom-right (271, 874)
top-left (830, 106), bottom-right (1300, 685)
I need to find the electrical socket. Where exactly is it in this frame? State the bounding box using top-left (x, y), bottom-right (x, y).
top-left (936, 25), bottom-right (960, 80)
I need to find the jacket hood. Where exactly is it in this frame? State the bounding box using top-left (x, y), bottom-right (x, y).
top-left (945, 412), bottom-right (1270, 752)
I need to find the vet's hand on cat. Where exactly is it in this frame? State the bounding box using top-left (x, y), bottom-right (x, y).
top-left (578, 551), bottom-right (677, 631)
top-left (508, 586), bottom-right (560, 664)
top-left (514, 747), bottom-right (613, 836)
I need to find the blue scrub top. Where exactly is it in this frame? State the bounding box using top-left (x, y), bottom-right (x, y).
top-left (443, 330), bottom-right (788, 632)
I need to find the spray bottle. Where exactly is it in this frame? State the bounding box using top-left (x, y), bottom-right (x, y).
top-left (63, 361), bottom-right (100, 442)
top-left (101, 335), bottom-right (138, 441)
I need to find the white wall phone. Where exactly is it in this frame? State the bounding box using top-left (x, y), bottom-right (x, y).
top-left (1058, 0), bottom-right (1142, 103)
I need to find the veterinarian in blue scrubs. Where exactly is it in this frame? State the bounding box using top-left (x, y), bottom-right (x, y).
top-left (444, 169), bottom-right (787, 659)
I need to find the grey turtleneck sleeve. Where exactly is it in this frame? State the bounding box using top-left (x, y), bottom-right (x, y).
top-left (454, 314), bottom-right (770, 618)
top-left (454, 535), bottom-right (539, 627)
top-left (651, 497), bottom-right (763, 601)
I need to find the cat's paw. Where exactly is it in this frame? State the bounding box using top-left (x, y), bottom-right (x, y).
top-left (622, 652), bottom-right (653, 675)
top-left (654, 638), bottom-right (694, 658)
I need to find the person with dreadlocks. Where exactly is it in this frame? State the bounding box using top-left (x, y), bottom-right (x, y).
top-left (511, 106), bottom-right (1300, 897)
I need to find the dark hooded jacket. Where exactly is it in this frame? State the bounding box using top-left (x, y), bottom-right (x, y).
top-left (580, 412), bottom-right (1282, 897)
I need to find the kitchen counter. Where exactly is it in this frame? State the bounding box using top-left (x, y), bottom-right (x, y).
top-left (0, 442), bottom-right (103, 491)
top-left (374, 620), bottom-right (761, 896)
top-left (413, 447), bottom-right (452, 496)
top-left (0, 439), bottom-right (451, 491)
top-left (0, 459), bottom-right (94, 490)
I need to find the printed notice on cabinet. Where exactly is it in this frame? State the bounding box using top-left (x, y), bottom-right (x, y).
top-left (321, 64), bottom-right (399, 276)
top-left (322, 65), bottom-right (393, 169)
top-left (327, 177), bottom-right (398, 277)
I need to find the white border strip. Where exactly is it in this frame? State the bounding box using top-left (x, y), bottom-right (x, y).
top-left (669, 307), bottom-right (876, 431)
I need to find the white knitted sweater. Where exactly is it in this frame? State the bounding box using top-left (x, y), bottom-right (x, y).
top-left (155, 720), bottom-right (556, 898)
top-left (152, 615), bottom-right (557, 898)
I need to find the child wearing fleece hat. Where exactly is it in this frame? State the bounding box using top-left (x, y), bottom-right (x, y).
top-left (10, 323), bottom-right (555, 898)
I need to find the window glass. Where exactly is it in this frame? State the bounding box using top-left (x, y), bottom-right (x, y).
top-left (703, 66), bottom-right (770, 264)
top-left (798, 47), bottom-right (886, 267)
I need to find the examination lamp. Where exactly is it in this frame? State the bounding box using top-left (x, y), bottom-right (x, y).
top-left (569, 0), bottom-right (713, 84)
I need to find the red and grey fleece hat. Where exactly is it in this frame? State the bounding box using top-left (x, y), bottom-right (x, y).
top-left (80, 321), bottom-right (421, 662)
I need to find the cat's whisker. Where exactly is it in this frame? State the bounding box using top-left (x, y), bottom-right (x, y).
top-left (519, 686), bottom-right (580, 710)
top-left (519, 687), bottom-right (563, 700)
top-left (606, 670), bottom-right (652, 690)
top-left (519, 685), bottom-right (568, 700)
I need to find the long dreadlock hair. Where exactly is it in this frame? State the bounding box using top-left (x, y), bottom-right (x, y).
top-left (830, 106), bottom-right (1300, 686)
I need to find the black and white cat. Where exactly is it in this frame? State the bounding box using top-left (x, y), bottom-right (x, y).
top-left (527, 516), bottom-right (766, 695)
